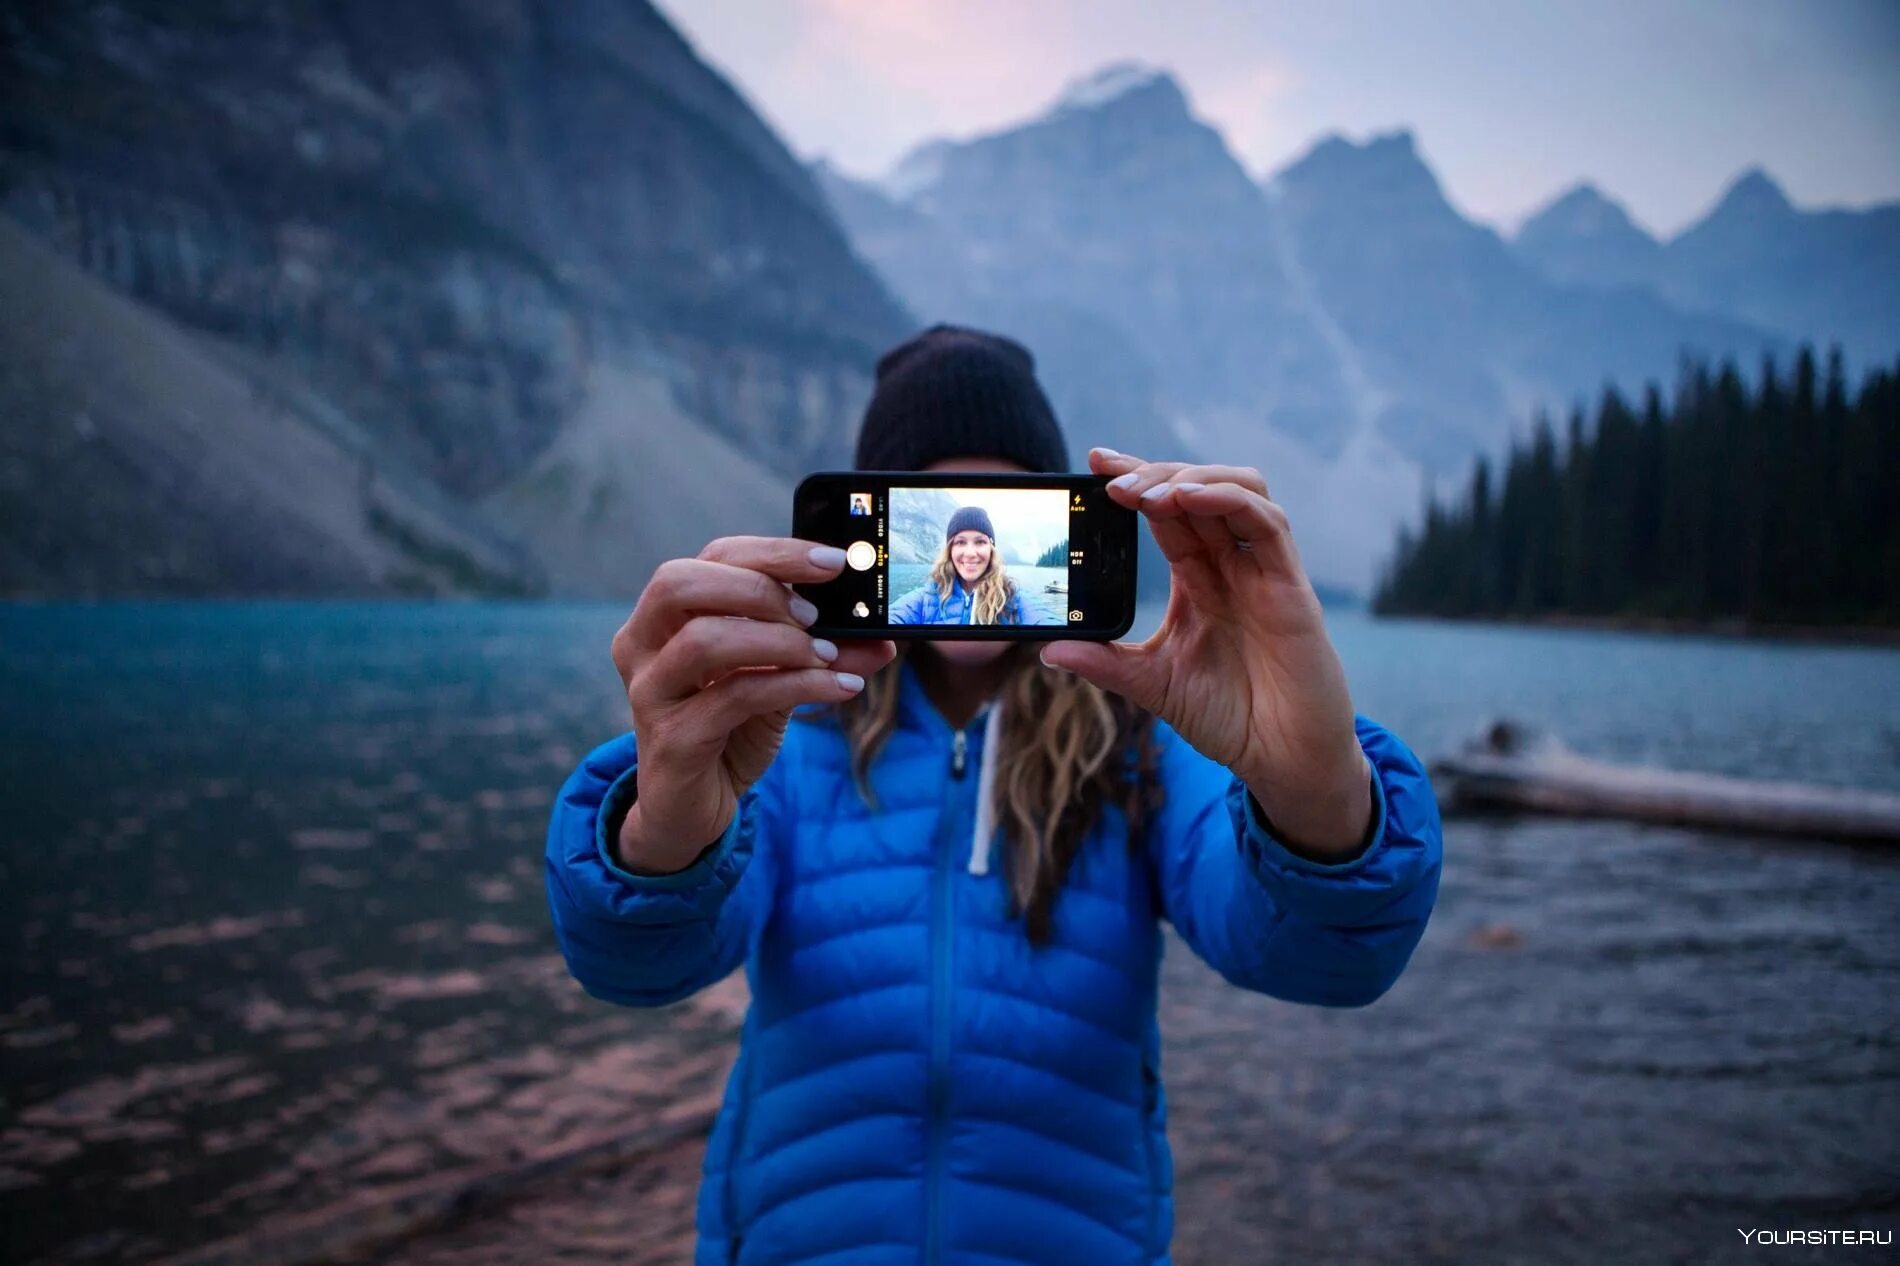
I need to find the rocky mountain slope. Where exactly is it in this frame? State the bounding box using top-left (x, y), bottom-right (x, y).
top-left (0, 219), bottom-right (537, 595)
top-left (1266, 129), bottom-right (1774, 471)
top-left (1, 0), bottom-right (909, 595)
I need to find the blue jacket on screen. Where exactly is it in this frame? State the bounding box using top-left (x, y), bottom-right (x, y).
top-left (889, 575), bottom-right (1062, 626)
top-left (544, 654), bottom-right (1442, 1265)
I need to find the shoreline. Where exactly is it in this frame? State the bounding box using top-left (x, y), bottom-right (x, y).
top-left (1370, 608), bottom-right (1900, 649)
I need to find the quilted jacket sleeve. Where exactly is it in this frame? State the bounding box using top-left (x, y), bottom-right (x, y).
top-left (1145, 714), bottom-right (1442, 1007)
top-left (543, 730), bottom-right (782, 1007)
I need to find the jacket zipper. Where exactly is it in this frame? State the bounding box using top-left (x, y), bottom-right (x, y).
top-left (925, 720), bottom-right (971, 1266)
top-left (725, 1015), bottom-right (760, 1263)
top-left (1140, 1053), bottom-right (1162, 1256)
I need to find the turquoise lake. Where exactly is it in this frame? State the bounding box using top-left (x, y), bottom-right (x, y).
top-left (2, 603), bottom-right (1897, 1262)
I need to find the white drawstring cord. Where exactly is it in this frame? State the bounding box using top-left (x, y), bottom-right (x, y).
top-left (968, 698), bottom-right (1005, 875)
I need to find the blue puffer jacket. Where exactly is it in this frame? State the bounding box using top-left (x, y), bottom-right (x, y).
top-left (545, 655), bottom-right (1442, 1265)
top-left (889, 575), bottom-right (1063, 625)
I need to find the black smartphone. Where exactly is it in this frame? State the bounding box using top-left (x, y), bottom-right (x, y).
top-left (792, 470), bottom-right (1138, 640)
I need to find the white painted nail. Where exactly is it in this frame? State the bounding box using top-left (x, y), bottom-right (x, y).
top-left (808, 545), bottom-right (847, 569)
top-left (812, 637), bottom-right (839, 661)
top-left (1140, 482), bottom-right (1172, 500)
top-left (834, 671), bottom-right (864, 692)
top-left (1110, 472), bottom-right (1140, 489)
top-left (789, 595), bottom-right (819, 625)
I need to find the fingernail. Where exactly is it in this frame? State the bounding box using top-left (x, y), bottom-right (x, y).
top-left (1109, 472), bottom-right (1140, 489)
top-left (1140, 482), bottom-right (1172, 500)
top-left (1093, 446), bottom-right (1121, 459)
top-left (811, 637), bottom-right (838, 661)
top-left (808, 545), bottom-right (847, 569)
top-left (1173, 481), bottom-right (1205, 493)
top-left (789, 595), bottom-right (819, 625)
top-left (834, 671), bottom-right (864, 692)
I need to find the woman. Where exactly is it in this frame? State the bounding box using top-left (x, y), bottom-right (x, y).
top-left (888, 504), bottom-right (1063, 626)
top-left (545, 326), bottom-right (1442, 1265)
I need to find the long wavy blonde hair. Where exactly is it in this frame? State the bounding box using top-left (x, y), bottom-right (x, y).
top-left (798, 642), bottom-right (1165, 946)
top-left (930, 532), bottom-right (1026, 624)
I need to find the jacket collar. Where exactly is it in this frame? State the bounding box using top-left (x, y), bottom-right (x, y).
top-left (898, 653), bottom-right (949, 735)
top-left (897, 654), bottom-right (1005, 876)
top-left (897, 653), bottom-right (994, 737)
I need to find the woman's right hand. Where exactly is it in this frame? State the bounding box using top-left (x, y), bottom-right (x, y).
top-left (608, 536), bottom-right (896, 875)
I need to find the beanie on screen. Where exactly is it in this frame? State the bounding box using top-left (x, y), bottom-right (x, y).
top-left (945, 505), bottom-right (996, 543)
top-left (854, 325), bottom-right (1070, 474)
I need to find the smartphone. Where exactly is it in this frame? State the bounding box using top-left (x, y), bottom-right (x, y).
top-left (792, 471), bottom-right (1138, 640)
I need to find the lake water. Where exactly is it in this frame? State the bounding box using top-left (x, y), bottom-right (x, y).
top-left (3, 603), bottom-right (1898, 1264)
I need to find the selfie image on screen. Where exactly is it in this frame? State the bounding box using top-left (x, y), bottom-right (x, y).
top-left (888, 486), bottom-right (1069, 626)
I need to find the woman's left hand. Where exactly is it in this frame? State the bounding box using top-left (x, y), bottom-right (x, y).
top-left (1039, 447), bottom-right (1373, 858)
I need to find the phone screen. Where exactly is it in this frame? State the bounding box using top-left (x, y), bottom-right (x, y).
top-left (792, 471), bottom-right (1137, 640)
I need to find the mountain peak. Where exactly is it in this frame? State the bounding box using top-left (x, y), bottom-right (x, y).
top-left (1367, 127), bottom-right (1419, 158)
top-left (874, 63), bottom-right (1212, 207)
top-left (1710, 167), bottom-right (1793, 219)
top-left (1546, 181), bottom-right (1615, 213)
top-left (1270, 127), bottom-right (1448, 211)
top-left (1313, 126), bottom-right (1416, 155)
top-left (1516, 181), bottom-right (1655, 247)
top-left (1286, 127), bottom-right (1423, 175)
top-left (1050, 61), bottom-right (1187, 116)
top-left (881, 138), bottom-right (953, 202)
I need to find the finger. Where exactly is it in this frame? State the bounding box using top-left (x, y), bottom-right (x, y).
top-left (1168, 481), bottom-right (1302, 575)
top-left (1095, 455), bottom-right (1270, 506)
top-left (1087, 446), bottom-right (1144, 471)
top-left (1142, 462), bottom-right (1269, 500)
top-left (1105, 460), bottom-right (1195, 503)
top-left (643, 614), bottom-right (839, 703)
top-left (700, 534), bottom-right (849, 583)
top-left (682, 665), bottom-right (868, 744)
top-left (830, 639), bottom-right (896, 678)
top-left (1087, 450), bottom-right (1226, 594)
top-left (1038, 638), bottom-right (1169, 716)
top-left (628, 544), bottom-right (840, 655)
top-left (1100, 457), bottom-right (1198, 522)
top-left (1107, 462), bottom-right (1208, 571)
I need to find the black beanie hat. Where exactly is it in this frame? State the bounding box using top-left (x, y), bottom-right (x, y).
top-left (945, 505), bottom-right (996, 543)
top-left (855, 325), bottom-right (1070, 473)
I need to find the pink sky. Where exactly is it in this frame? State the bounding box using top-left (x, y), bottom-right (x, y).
top-left (659, 0), bottom-right (1900, 238)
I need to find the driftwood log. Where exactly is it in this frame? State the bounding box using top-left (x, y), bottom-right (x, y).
top-left (1431, 719), bottom-right (1900, 843)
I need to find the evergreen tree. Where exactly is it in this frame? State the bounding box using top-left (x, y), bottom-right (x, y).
top-left (1372, 344), bottom-right (1898, 629)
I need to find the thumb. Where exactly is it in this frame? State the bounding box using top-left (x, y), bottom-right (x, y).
top-left (1039, 640), bottom-right (1164, 713)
